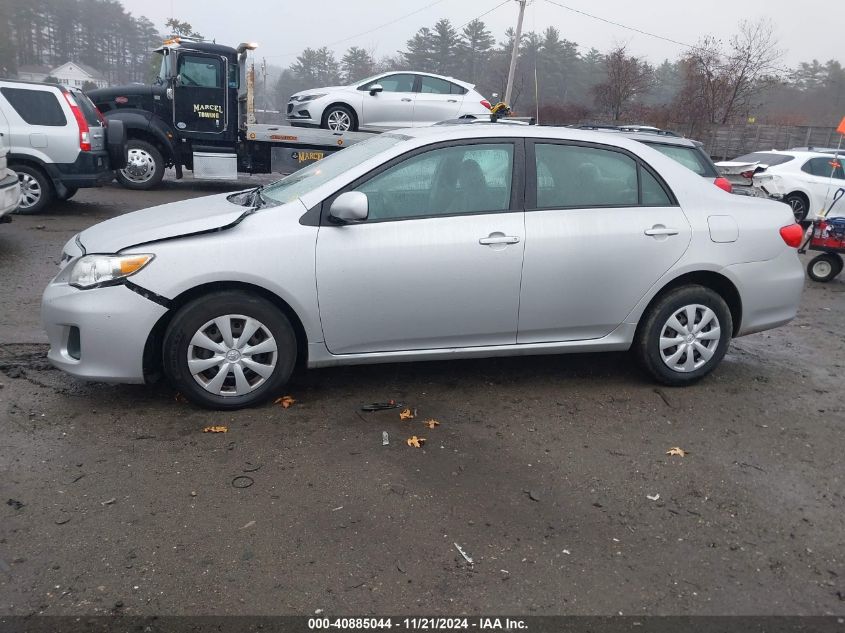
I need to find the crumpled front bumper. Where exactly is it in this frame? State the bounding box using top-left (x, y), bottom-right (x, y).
top-left (41, 281), bottom-right (167, 383)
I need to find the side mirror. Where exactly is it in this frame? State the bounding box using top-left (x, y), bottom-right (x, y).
top-left (368, 84), bottom-right (383, 96)
top-left (329, 191), bottom-right (368, 223)
top-left (174, 74), bottom-right (183, 88)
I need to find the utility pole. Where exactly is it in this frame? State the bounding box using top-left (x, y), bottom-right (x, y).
top-left (504, 0), bottom-right (527, 106)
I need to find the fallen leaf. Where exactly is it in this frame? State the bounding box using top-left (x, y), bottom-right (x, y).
top-left (423, 419), bottom-right (440, 429)
top-left (203, 425), bottom-right (228, 433)
top-left (399, 408), bottom-right (416, 420)
top-left (406, 436), bottom-right (426, 448)
top-left (274, 396), bottom-right (296, 409)
top-left (666, 447), bottom-right (687, 457)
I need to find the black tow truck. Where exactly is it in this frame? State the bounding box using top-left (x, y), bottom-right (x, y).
top-left (87, 37), bottom-right (373, 190)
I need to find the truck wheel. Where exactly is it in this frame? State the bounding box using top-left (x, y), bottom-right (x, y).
top-left (321, 105), bottom-right (357, 132)
top-left (634, 285), bottom-right (732, 386)
top-left (13, 165), bottom-right (54, 214)
top-left (162, 291), bottom-right (297, 410)
top-left (117, 140), bottom-right (164, 190)
top-left (807, 253), bottom-right (843, 282)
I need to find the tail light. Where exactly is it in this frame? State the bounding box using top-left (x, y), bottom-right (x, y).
top-left (713, 177), bottom-right (733, 193)
top-left (62, 92), bottom-right (91, 151)
top-left (779, 223), bottom-right (804, 248)
top-left (480, 99), bottom-right (492, 110)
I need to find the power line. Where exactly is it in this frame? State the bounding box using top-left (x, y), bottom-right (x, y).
top-left (455, 0), bottom-right (513, 32)
top-left (543, 0), bottom-right (694, 49)
top-left (265, 0), bottom-right (450, 59)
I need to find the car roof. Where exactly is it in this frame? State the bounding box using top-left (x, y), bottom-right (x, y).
top-left (372, 71), bottom-right (475, 90)
top-left (0, 78), bottom-right (69, 92)
top-left (590, 129), bottom-right (701, 148)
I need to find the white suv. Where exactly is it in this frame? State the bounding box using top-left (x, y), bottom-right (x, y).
top-left (0, 80), bottom-right (126, 213)
top-left (717, 150), bottom-right (845, 221)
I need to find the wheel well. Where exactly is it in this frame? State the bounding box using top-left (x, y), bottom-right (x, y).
top-left (321, 102), bottom-right (358, 127)
top-left (142, 281), bottom-right (309, 381)
top-left (125, 129), bottom-right (172, 166)
top-left (639, 271), bottom-right (743, 337)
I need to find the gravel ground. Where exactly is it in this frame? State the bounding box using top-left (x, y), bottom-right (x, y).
top-left (0, 175), bottom-right (843, 616)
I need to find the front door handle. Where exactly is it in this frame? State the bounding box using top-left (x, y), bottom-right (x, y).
top-left (644, 226), bottom-right (679, 237)
top-left (479, 235), bottom-right (520, 245)
top-left (447, 99), bottom-right (458, 103)
top-left (401, 97), bottom-right (412, 102)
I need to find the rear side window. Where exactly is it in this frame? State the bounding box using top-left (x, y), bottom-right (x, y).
top-left (73, 92), bottom-right (102, 126)
top-left (642, 142), bottom-right (717, 177)
top-left (419, 76), bottom-right (467, 95)
top-left (802, 157), bottom-right (845, 179)
top-left (732, 152), bottom-right (794, 167)
top-left (0, 87), bottom-right (67, 126)
top-left (534, 143), bottom-right (674, 208)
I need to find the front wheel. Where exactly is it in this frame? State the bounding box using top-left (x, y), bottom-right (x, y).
top-left (321, 105), bottom-right (357, 132)
top-left (634, 285), bottom-right (732, 386)
top-left (807, 253), bottom-right (843, 282)
top-left (116, 140), bottom-right (165, 190)
top-left (162, 291), bottom-right (297, 410)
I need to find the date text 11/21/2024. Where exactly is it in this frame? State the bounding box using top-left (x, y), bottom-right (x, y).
top-left (307, 618), bottom-right (528, 630)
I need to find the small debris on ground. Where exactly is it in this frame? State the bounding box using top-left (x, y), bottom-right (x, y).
top-left (54, 515), bottom-right (71, 525)
top-left (399, 408), bottom-right (416, 420)
top-left (274, 395), bottom-right (296, 408)
top-left (382, 431), bottom-right (389, 446)
top-left (174, 392), bottom-right (187, 403)
top-left (524, 489), bottom-right (540, 502)
top-left (361, 400), bottom-right (403, 411)
top-left (423, 419), bottom-right (440, 429)
top-left (406, 436), bottom-right (426, 448)
top-left (202, 425), bottom-right (228, 433)
top-left (232, 476), bottom-right (255, 489)
top-left (646, 493), bottom-right (660, 501)
top-left (6, 499), bottom-right (24, 510)
top-left (454, 542), bottom-right (474, 565)
top-left (239, 520), bottom-right (256, 530)
top-left (666, 447), bottom-right (688, 457)
top-left (100, 497), bottom-right (116, 506)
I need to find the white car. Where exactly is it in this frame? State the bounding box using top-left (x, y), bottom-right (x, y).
top-left (287, 72), bottom-right (492, 132)
top-left (717, 150), bottom-right (845, 222)
top-left (0, 147), bottom-right (20, 221)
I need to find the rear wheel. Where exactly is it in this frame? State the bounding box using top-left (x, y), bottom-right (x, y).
top-left (116, 139), bottom-right (164, 190)
top-left (635, 285), bottom-right (732, 386)
top-left (162, 291), bottom-right (297, 410)
top-left (13, 165), bottom-right (54, 214)
top-left (807, 253), bottom-right (843, 282)
top-left (321, 105), bottom-right (357, 132)
top-left (783, 193), bottom-right (809, 222)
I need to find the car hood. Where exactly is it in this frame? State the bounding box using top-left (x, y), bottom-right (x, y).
top-left (292, 86), bottom-right (346, 97)
top-left (78, 191), bottom-right (252, 253)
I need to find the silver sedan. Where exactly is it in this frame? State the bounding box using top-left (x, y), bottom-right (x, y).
top-left (42, 125), bottom-right (805, 409)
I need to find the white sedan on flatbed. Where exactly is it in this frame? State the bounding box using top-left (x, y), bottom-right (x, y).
top-left (287, 71), bottom-right (492, 132)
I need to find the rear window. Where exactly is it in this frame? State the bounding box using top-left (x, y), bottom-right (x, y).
top-left (0, 87), bottom-right (67, 126)
top-left (642, 142), bottom-right (717, 177)
top-left (72, 91), bottom-right (102, 126)
top-left (732, 152), bottom-right (795, 166)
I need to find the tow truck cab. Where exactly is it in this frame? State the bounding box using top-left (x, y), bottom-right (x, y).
top-left (87, 38), bottom-right (262, 189)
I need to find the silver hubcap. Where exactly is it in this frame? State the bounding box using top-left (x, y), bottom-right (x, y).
top-left (121, 148), bottom-right (156, 183)
top-left (659, 304), bottom-right (722, 373)
top-left (18, 173), bottom-right (41, 209)
top-left (812, 260), bottom-right (832, 278)
top-left (788, 197), bottom-right (806, 222)
top-left (326, 110), bottom-right (351, 131)
top-left (187, 314), bottom-right (278, 397)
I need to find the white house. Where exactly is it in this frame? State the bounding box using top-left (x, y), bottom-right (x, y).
top-left (16, 62), bottom-right (108, 88)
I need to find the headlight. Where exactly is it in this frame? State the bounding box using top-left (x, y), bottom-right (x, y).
top-left (69, 254), bottom-right (154, 289)
top-left (294, 93), bottom-right (326, 103)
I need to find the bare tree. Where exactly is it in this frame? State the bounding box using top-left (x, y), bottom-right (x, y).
top-left (676, 19), bottom-right (782, 125)
top-left (591, 46), bottom-right (654, 120)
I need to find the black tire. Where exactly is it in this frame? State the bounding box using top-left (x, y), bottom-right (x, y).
top-left (12, 164), bottom-right (54, 214)
top-left (783, 192), bottom-right (809, 223)
top-left (321, 104), bottom-right (357, 132)
top-left (634, 285), bottom-right (733, 386)
top-left (162, 291), bottom-right (297, 410)
top-left (807, 253), bottom-right (843, 283)
top-left (57, 187), bottom-right (78, 201)
top-left (116, 139), bottom-right (165, 190)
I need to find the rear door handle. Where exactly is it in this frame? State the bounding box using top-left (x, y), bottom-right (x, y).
top-left (644, 226), bottom-right (679, 236)
top-left (401, 98), bottom-right (412, 102)
top-left (479, 235), bottom-right (520, 245)
top-left (447, 99), bottom-right (458, 103)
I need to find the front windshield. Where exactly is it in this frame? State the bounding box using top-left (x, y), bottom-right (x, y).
top-left (261, 134), bottom-right (410, 206)
top-left (353, 73), bottom-right (385, 88)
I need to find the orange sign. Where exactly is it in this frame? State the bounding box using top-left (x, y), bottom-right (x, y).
top-left (838, 116), bottom-right (845, 135)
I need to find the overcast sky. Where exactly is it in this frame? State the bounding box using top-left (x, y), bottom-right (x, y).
top-left (118, 0), bottom-right (841, 69)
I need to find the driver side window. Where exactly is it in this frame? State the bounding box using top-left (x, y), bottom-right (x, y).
top-left (354, 143), bottom-right (514, 221)
top-left (178, 55), bottom-right (223, 89)
top-left (365, 74), bottom-right (416, 93)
